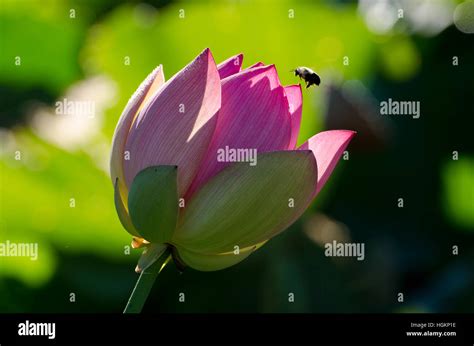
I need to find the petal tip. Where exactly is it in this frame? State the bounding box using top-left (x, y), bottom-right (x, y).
top-left (300, 129), bottom-right (356, 198)
top-left (338, 129), bottom-right (357, 140)
top-left (250, 62), bottom-right (264, 68)
top-left (217, 53), bottom-right (244, 79)
top-left (194, 48), bottom-right (215, 66)
top-left (322, 129), bottom-right (357, 141)
top-left (201, 47), bottom-right (213, 60)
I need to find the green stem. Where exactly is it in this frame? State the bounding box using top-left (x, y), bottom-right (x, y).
top-left (123, 247), bottom-right (172, 313)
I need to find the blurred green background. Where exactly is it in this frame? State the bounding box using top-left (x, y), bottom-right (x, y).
top-left (0, 0), bottom-right (473, 313)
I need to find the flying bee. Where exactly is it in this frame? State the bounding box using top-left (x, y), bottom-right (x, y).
top-left (293, 67), bottom-right (321, 88)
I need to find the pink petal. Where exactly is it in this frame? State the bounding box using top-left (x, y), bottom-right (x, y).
top-left (124, 48), bottom-right (221, 196)
top-left (245, 62), bottom-right (264, 69)
top-left (186, 64), bottom-right (291, 198)
top-left (227, 64), bottom-right (280, 89)
top-left (285, 84), bottom-right (303, 149)
top-left (217, 53), bottom-right (243, 79)
top-left (299, 130), bottom-right (356, 197)
top-left (110, 66), bottom-right (165, 200)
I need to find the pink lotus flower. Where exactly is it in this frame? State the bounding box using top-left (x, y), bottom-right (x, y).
top-left (110, 48), bottom-right (355, 272)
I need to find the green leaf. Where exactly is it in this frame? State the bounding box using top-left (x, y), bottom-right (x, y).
top-left (114, 178), bottom-right (140, 237)
top-left (172, 151), bottom-right (317, 253)
top-left (128, 166), bottom-right (178, 243)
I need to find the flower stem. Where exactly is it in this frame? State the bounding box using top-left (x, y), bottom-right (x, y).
top-left (123, 247), bottom-right (172, 313)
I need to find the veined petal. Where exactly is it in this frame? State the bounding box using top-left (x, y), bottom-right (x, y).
top-left (124, 48), bottom-right (221, 196)
top-left (174, 241), bottom-right (267, 271)
top-left (285, 84), bottom-right (303, 149)
top-left (186, 65), bottom-right (291, 198)
top-left (110, 66), bottom-right (165, 203)
top-left (174, 244), bottom-right (257, 271)
top-left (217, 53), bottom-right (243, 79)
top-left (173, 150), bottom-right (317, 254)
top-left (224, 64), bottom-right (280, 89)
top-left (299, 130), bottom-right (356, 197)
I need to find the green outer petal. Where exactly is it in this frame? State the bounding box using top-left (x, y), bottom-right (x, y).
top-left (175, 243), bottom-right (260, 272)
top-left (172, 150), bottom-right (317, 253)
top-left (128, 166), bottom-right (178, 243)
top-left (114, 178), bottom-right (140, 237)
top-left (135, 243), bottom-right (168, 273)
